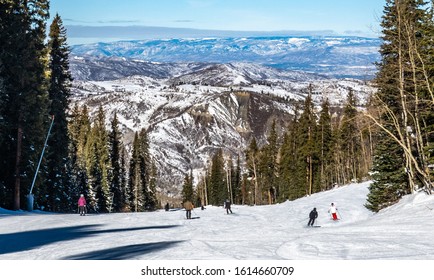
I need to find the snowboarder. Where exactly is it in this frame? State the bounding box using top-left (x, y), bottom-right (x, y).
top-left (307, 207), bottom-right (318, 226)
top-left (224, 199), bottom-right (232, 214)
top-left (78, 194), bottom-right (87, 216)
top-left (165, 202), bottom-right (170, 211)
top-left (328, 203), bottom-right (338, 220)
top-left (183, 200), bottom-right (194, 219)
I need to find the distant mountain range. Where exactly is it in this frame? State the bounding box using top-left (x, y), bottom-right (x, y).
top-left (71, 36), bottom-right (381, 79)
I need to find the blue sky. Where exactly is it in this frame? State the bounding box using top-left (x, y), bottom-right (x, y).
top-left (50, 0), bottom-right (385, 43)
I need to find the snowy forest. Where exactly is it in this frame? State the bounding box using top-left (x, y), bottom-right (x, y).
top-left (1, 0), bottom-right (434, 214)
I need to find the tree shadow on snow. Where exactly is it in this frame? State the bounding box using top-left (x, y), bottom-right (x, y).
top-left (0, 224), bottom-right (179, 256)
top-left (62, 241), bottom-right (183, 260)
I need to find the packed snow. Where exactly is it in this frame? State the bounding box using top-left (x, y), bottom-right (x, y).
top-left (1, 181), bottom-right (434, 260)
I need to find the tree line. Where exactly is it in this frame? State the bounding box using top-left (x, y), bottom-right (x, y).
top-left (181, 89), bottom-right (373, 207)
top-left (0, 1), bottom-right (157, 212)
top-left (183, 0), bottom-right (434, 212)
top-left (2, 0), bottom-right (433, 213)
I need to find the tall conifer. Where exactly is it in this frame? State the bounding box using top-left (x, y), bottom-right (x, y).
top-left (0, 0), bottom-right (49, 210)
top-left (43, 14), bottom-right (72, 211)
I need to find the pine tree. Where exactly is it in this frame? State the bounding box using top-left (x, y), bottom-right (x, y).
top-left (208, 149), bottom-right (226, 205)
top-left (181, 171), bottom-right (194, 202)
top-left (297, 92), bottom-right (318, 196)
top-left (278, 105), bottom-right (302, 201)
top-left (84, 106), bottom-right (111, 212)
top-left (127, 128), bottom-right (154, 211)
top-left (68, 104), bottom-right (90, 203)
top-left (231, 155), bottom-right (242, 204)
top-left (42, 14), bottom-right (73, 212)
top-left (147, 160), bottom-right (158, 210)
top-left (258, 120), bottom-right (279, 204)
top-left (0, 0), bottom-right (50, 210)
top-left (128, 132), bottom-right (142, 212)
top-left (316, 99), bottom-right (334, 191)
top-left (139, 128), bottom-right (152, 210)
top-left (339, 89), bottom-right (363, 183)
top-left (109, 112), bottom-right (125, 212)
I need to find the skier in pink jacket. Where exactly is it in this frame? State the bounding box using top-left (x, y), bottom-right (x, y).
top-left (78, 194), bottom-right (87, 216)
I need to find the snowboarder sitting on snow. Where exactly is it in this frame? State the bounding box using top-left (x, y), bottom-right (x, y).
top-left (78, 194), bottom-right (86, 216)
top-left (183, 200), bottom-right (194, 219)
top-left (328, 202), bottom-right (338, 220)
top-left (307, 207), bottom-right (318, 226)
top-left (224, 199), bottom-right (232, 214)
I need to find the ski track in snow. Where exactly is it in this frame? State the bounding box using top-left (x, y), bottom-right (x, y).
top-left (1, 181), bottom-right (434, 260)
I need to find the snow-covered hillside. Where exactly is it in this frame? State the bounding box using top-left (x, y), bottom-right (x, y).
top-left (2, 181), bottom-right (434, 260)
top-left (71, 36), bottom-right (380, 79)
top-left (70, 65), bottom-right (375, 188)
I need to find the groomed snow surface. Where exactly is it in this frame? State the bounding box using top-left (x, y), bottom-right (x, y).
top-left (1, 181), bottom-right (434, 261)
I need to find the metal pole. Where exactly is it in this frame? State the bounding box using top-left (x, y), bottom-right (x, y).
top-left (28, 115), bottom-right (55, 200)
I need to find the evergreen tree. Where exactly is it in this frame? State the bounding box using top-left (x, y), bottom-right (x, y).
top-left (181, 170), bottom-right (194, 202)
top-left (42, 14), bottom-right (73, 212)
top-left (339, 89), bottom-right (363, 182)
top-left (231, 155), bottom-right (242, 204)
top-left (259, 120), bottom-right (279, 204)
top-left (366, 129), bottom-right (408, 212)
top-left (278, 105), bottom-right (302, 201)
top-left (128, 132), bottom-right (142, 212)
top-left (316, 99), bottom-right (334, 191)
top-left (139, 128), bottom-right (152, 210)
top-left (297, 92), bottom-right (318, 196)
top-left (68, 104), bottom-right (90, 202)
top-left (127, 128), bottom-right (154, 211)
top-left (109, 112), bottom-right (125, 212)
top-left (147, 160), bottom-right (158, 210)
top-left (119, 145), bottom-right (128, 210)
top-left (0, 0), bottom-right (50, 210)
top-left (208, 149), bottom-right (226, 205)
top-left (85, 106), bottom-right (111, 212)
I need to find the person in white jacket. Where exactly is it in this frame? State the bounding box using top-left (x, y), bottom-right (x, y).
top-left (328, 203), bottom-right (338, 220)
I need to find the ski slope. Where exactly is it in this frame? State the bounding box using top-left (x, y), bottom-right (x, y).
top-left (1, 181), bottom-right (434, 260)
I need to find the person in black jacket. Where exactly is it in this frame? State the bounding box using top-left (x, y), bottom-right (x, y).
top-left (224, 199), bottom-right (232, 214)
top-left (307, 207), bottom-right (318, 226)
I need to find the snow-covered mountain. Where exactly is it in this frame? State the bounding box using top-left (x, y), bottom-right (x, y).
top-left (70, 58), bottom-right (375, 189)
top-left (71, 36), bottom-right (380, 79)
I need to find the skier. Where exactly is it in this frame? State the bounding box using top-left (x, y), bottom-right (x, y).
top-left (78, 194), bottom-right (87, 216)
top-left (165, 202), bottom-right (170, 211)
top-left (307, 207), bottom-right (318, 226)
top-left (328, 202), bottom-right (338, 220)
top-left (224, 199), bottom-right (232, 214)
top-left (183, 200), bottom-right (194, 219)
